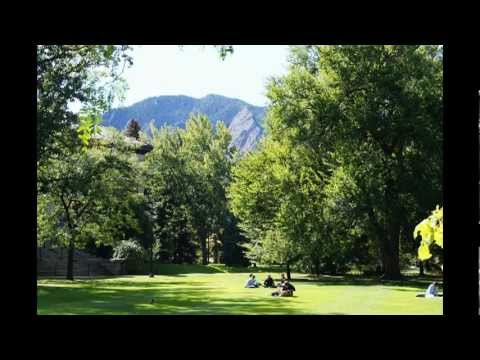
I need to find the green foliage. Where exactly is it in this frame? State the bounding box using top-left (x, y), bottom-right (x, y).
top-left (228, 138), bottom-right (320, 268)
top-left (37, 139), bottom-right (140, 252)
top-left (414, 206), bottom-right (443, 261)
top-left (144, 114), bottom-right (237, 264)
top-left (37, 45), bottom-right (132, 161)
top-left (230, 45), bottom-right (442, 279)
top-left (77, 113), bottom-right (102, 149)
top-left (37, 193), bottom-right (67, 247)
top-left (37, 45), bottom-right (247, 277)
top-left (112, 240), bottom-right (146, 261)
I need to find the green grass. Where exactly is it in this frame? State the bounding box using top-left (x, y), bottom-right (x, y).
top-left (37, 265), bottom-right (443, 315)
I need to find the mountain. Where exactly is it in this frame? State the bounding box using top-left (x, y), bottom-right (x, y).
top-left (102, 94), bottom-right (266, 153)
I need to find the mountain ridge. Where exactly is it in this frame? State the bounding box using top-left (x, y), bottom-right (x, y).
top-left (102, 94), bottom-right (266, 153)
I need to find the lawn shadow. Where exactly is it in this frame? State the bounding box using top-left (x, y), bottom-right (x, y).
top-left (37, 282), bottom-right (304, 315)
top-left (290, 274), bottom-right (443, 290)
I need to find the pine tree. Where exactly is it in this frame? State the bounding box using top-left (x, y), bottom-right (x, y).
top-left (125, 119), bottom-right (141, 139)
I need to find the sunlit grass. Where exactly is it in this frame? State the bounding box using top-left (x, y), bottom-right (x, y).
top-left (37, 265), bottom-right (443, 315)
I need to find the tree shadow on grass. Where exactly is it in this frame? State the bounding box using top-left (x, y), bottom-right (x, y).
top-left (37, 284), bottom-right (304, 315)
top-left (390, 287), bottom-right (443, 293)
top-left (39, 278), bottom-right (194, 288)
top-left (291, 274), bottom-right (443, 289)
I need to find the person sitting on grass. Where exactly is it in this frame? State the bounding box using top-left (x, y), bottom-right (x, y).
top-left (272, 280), bottom-right (296, 297)
top-left (245, 274), bottom-right (255, 288)
top-left (263, 275), bottom-right (275, 288)
top-left (425, 281), bottom-right (438, 298)
top-left (282, 281), bottom-right (296, 296)
top-left (245, 274), bottom-right (260, 288)
top-left (273, 274), bottom-right (286, 292)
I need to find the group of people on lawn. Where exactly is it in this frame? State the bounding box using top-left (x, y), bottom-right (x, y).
top-left (245, 273), bottom-right (296, 297)
top-left (245, 274), bottom-right (440, 299)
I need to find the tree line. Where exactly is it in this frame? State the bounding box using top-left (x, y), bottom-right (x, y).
top-left (228, 45), bottom-right (442, 280)
top-left (37, 45), bottom-right (443, 280)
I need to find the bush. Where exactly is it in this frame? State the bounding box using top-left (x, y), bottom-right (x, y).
top-left (112, 239), bottom-right (146, 260)
top-left (112, 239), bottom-right (146, 274)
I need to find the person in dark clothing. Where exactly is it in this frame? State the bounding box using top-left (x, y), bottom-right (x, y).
top-left (272, 280), bottom-right (296, 297)
top-left (284, 281), bottom-right (295, 292)
top-left (263, 275), bottom-right (275, 288)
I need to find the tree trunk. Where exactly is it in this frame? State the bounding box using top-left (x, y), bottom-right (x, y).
top-left (419, 261), bottom-right (424, 276)
top-left (66, 237), bottom-right (75, 280)
top-left (381, 222), bottom-right (401, 280)
top-left (201, 245), bottom-right (207, 265)
top-left (286, 262), bottom-right (291, 281)
top-left (380, 177), bottom-right (402, 280)
top-left (314, 259), bottom-right (320, 277)
top-left (200, 230), bottom-right (208, 265)
top-left (206, 234), bottom-right (210, 265)
top-left (150, 245), bottom-right (154, 276)
top-left (213, 239), bottom-right (219, 264)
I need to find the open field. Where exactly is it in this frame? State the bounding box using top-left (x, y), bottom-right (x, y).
top-left (37, 265), bottom-right (443, 315)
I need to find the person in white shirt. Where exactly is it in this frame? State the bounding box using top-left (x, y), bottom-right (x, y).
top-left (245, 274), bottom-right (257, 288)
top-left (425, 282), bottom-right (438, 298)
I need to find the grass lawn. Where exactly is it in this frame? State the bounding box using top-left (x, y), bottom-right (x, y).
top-left (37, 264), bottom-right (443, 315)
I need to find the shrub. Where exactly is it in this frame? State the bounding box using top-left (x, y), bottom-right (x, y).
top-left (112, 239), bottom-right (146, 261)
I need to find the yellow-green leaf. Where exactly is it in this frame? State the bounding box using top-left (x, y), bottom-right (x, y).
top-left (418, 243), bottom-right (432, 261)
top-left (433, 228), bottom-right (443, 248)
top-left (414, 205), bottom-right (443, 260)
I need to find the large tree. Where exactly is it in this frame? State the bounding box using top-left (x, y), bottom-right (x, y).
top-left (143, 125), bottom-right (195, 263)
top-left (264, 45), bottom-right (442, 279)
top-left (144, 115), bottom-right (235, 265)
top-left (37, 141), bottom-right (140, 280)
top-left (37, 45), bottom-right (132, 162)
top-left (228, 138), bottom-right (326, 280)
top-left (181, 114), bottom-right (235, 264)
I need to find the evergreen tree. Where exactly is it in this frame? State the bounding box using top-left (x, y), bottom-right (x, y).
top-left (125, 119), bottom-right (141, 139)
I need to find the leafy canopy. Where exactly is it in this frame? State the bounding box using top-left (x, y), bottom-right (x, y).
top-left (414, 206), bottom-right (443, 261)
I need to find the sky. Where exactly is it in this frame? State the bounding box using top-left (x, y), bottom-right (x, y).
top-left (115, 45), bottom-right (290, 108)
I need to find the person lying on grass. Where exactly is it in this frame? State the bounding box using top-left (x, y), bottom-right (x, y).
top-left (245, 274), bottom-right (260, 288)
top-left (425, 282), bottom-right (438, 298)
top-left (272, 280), bottom-right (296, 297)
top-left (416, 281), bottom-right (442, 298)
top-left (263, 275), bottom-right (275, 288)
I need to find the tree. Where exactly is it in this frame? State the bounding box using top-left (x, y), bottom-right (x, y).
top-left (228, 138), bottom-right (322, 279)
top-left (125, 119), bottom-right (141, 139)
top-left (179, 114), bottom-right (235, 264)
top-left (263, 45), bottom-right (442, 279)
top-left (37, 44), bottom-right (237, 163)
top-left (220, 213), bottom-right (249, 266)
top-left (144, 126), bottom-right (196, 264)
top-left (37, 45), bottom-right (132, 162)
top-left (37, 44), bottom-right (240, 274)
top-left (259, 230), bottom-right (301, 281)
top-left (37, 142), bottom-right (139, 280)
top-left (143, 115), bottom-right (236, 265)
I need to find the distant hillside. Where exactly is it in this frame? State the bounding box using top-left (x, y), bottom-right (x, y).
top-left (102, 94), bottom-right (266, 153)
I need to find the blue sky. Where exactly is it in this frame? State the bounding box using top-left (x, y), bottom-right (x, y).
top-left (117, 45), bottom-right (290, 108)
